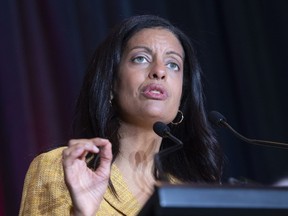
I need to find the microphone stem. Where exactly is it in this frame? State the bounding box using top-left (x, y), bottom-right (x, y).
top-left (154, 132), bottom-right (183, 182)
top-left (222, 121), bottom-right (288, 149)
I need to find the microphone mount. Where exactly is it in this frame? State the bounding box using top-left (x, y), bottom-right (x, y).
top-left (153, 121), bottom-right (183, 181)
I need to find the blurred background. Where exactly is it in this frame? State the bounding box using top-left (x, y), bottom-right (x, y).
top-left (1, 0), bottom-right (288, 215)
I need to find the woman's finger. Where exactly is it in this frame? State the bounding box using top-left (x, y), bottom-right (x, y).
top-left (62, 142), bottom-right (100, 167)
top-left (90, 138), bottom-right (113, 174)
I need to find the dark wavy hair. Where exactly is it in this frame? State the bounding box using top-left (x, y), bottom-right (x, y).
top-left (73, 14), bottom-right (223, 183)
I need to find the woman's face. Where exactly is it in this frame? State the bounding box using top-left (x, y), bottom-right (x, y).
top-left (114, 28), bottom-right (184, 127)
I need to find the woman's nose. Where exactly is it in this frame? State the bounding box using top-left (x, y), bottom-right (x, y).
top-left (148, 61), bottom-right (166, 80)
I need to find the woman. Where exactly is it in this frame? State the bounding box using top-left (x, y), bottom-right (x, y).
top-left (19, 15), bottom-right (223, 215)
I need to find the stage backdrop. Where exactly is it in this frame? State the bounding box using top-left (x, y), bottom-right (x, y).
top-left (1, 0), bottom-right (288, 215)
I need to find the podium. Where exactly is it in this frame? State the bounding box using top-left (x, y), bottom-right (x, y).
top-left (138, 184), bottom-right (288, 216)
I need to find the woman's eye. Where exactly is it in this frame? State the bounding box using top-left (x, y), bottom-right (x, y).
top-left (132, 56), bottom-right (148, 63)
top-left (167, 62), bottom-right (180, 71)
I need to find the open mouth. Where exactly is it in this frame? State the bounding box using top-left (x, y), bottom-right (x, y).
top-left (141, 83), bottom-right (168, 100)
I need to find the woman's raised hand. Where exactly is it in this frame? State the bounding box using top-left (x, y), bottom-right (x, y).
top-left (62, 138), bottom-right (112, 216)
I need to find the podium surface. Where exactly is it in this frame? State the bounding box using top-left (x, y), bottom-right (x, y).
top-left (138, 184), bottom-right (288, 216)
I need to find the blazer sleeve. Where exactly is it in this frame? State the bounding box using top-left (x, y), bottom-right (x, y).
top-left (19, 147), bottom-right (72, 215)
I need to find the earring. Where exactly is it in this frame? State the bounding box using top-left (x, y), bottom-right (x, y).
top-left (171, 110), bottom-right (184, 125)
top-left (109, 91), bottom-right (114, 105)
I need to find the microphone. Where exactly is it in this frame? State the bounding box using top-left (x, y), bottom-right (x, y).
top-left (153, 121), bottom-right (183, 146)
top-left (153, 121), bottom-right (183, 181)
top-left (208, 111), bottom-right (288, 149)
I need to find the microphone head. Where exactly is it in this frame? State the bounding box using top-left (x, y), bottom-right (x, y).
top-left (153, 121), bottom-right (170, 138)
top-left (208, 111), bottom-right (227, 127)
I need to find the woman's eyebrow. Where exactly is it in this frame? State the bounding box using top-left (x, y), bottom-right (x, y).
top-left (128, 46), bottom-right (184, 61)
top-left (166, 51), bottom-right (184, 61)
top-left (129, 46), bottom-right (152, 53)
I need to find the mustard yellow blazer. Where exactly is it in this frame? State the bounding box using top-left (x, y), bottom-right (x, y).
top-left (19, 147), bottom-right (141, 215)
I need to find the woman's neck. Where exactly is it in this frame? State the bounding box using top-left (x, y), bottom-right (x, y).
top-left (114, 122), bottom-right (162, 205)
top-left (115, 122), bottom-right (162, 170)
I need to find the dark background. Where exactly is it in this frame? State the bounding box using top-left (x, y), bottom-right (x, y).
top-left (1, 0), bottom-right (288, 215)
